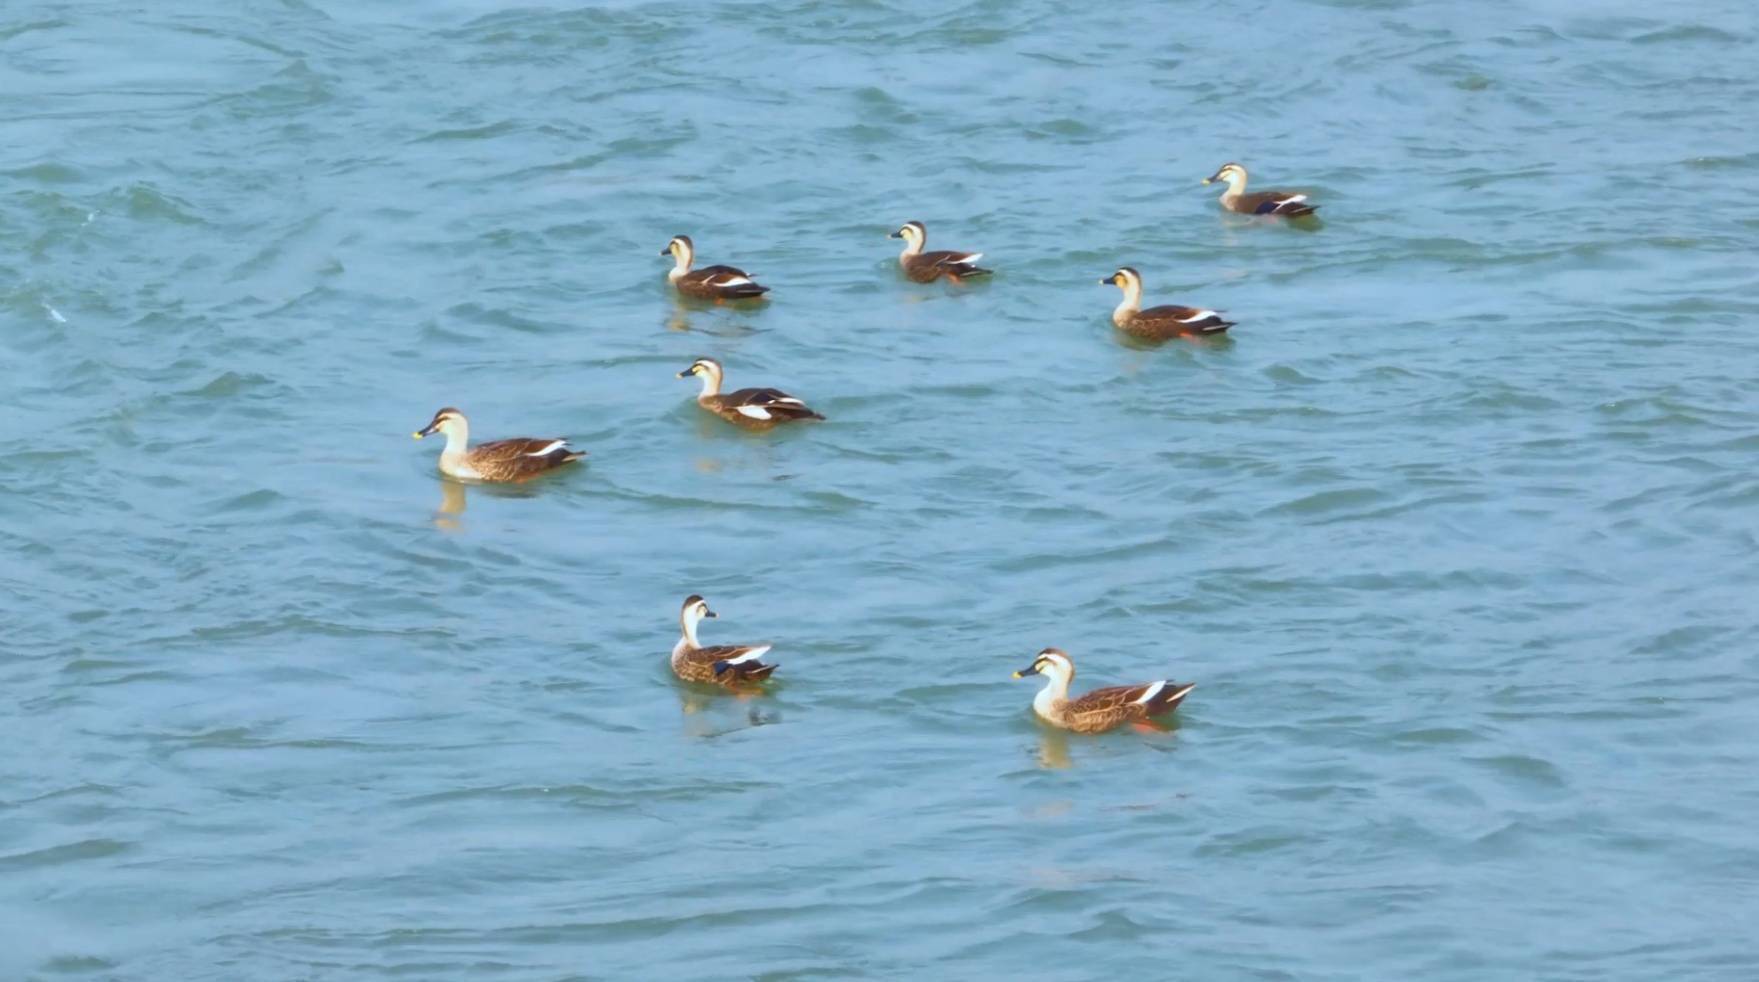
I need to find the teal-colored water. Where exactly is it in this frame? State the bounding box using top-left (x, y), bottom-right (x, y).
top-left (4, 0), bottom-right (1758, 977)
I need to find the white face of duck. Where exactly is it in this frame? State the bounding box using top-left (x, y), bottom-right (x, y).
top-left (412, 408), bottom-right (470, 454)
top-left (676, 357), bottom-right (724, 397)
top-left (661, 235), bottom-right (695, 278)
top-left (1014, 647), bottom-right (1075, 696)
top-left (1100, 267), bottom-right (1144, 314)
top-left (889, 221), bottom-right (927, 256)
top-left (679, 594), bottom-right (717, 645)
top-left (1204, 163), bottom-right (1248, 193)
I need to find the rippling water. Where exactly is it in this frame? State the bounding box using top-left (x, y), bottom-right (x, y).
top-left (4, 0), bottom-right (1758, 977)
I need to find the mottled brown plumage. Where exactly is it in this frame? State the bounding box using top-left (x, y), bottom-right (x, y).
top-left (677, 358), bottom-right (824, 429)
top-left (1204, 162), bottom-right (1317, 217)
top-left (1013, 648), bottom-right (1194, 734)
top-left (1100, 268), bottom-right (1234, 340)
top-left (890, 221), bottom-right (992, 283)
top-left (412, 407), bottom-right (585, 483)
top-left (661, 235), bottom-right (770, 300)
top-left (671, 595), bottom-right (778, 686)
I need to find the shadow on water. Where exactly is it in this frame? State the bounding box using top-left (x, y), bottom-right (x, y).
top-left (1030, 714), bottom-right (1185, 769)
top-left (429, 477), bottom-right (558, 529)
top-left (673, 679), bottom-right (781, 737)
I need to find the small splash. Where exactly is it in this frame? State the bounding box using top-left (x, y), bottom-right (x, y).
top-left (42, 302), bottom-right (66, 323)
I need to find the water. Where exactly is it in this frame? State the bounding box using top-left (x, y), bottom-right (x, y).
top-left (4, 0), bottom-right (1758, 977)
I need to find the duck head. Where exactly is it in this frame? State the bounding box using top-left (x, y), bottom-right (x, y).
top-left (1203, 162), bottom-right (1247, 190)
top-left (1013, 647), bottom-right (1075, 684)
top-left (413, 406), bottom-right (467, 440)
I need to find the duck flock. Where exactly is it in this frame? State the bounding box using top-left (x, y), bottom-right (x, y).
top-left (412, 161), bottom-right (1318, 734)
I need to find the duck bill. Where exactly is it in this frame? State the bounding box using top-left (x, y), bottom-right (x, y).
top-left (888, 231), bottom-right (902, 238)
top-left (703, 609), bottom-right (717, 619)
top-left (1012, 665), bottom-right (1041, 679)
top-left (413, 423), bottom-right (438, 439)
top-left (676, 368), bottom-right (694, 378)
top-left (659, 246), bottom-right (672, 256)
top-left (1099, 274), bottom-right (1119, 286)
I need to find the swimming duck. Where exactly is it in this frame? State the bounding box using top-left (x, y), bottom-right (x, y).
top-left (1100, 268), bottom-right (1234, 340)
top-left (677, 357), bottom-right (824, 428)
top-left (412, 407), bottom-right (585, 482)
top-left (660, 235), bottom-right (771, 300)
top-left (889, 221), bottom-right (992, 283)
top-left (1013, 648), bottom-right (1194, 733)
top-left (672, 594), bottom-right (778, 686)
top-left (1202, 162), bottom-right (1317, 217)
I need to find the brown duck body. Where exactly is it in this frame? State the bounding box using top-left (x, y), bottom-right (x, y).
top-left (675, 264), bottom-right (771, 300)
top-left (1118, 305), bottom-right (1235, 340)
top-left (448, 437), bottom-right (585, 482)
top-left (1035, 680), bottom-right (1195, 733)
top-left (1223, 190), bottom-right (1317, 217)
top-left (902, 250), bottom-right (992, 283)
top-left (700, 388), bottom-right (825, 429)
top-left (671, 641), bottom-right (779, 685)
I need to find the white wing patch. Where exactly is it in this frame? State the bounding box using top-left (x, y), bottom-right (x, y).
top-left (1178, 309), bottom-right (1220, 322)
top-left (726, 645), bottom-right (772, 664)
top-left (735, 405), bottom-right (773, 420)
top-left (1135, 680), bottom-right (1167, 704)
top-left (711, 273), bottom-right (753, 286)
top-left (1278, 194), bottom-right (1308, 205)
top-left (524, 439), bottom-right (567, 456)
top-left (942, 252), bottom-right (982, 265)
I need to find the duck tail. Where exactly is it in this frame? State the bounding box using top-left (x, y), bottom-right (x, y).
top-left (1148, 681), bottom-right (1195, 715)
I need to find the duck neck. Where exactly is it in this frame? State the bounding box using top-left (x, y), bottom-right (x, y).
top-left (1033, 671), bottom-right (1072, 717)
top-left (1219, 172), bottom-right (1246, 205)
top-left (679, 610), bottom-right (702, 648)
top-left (695, 370), bottom-right (722, 399)
top-left (439, 421), bottom-right (470, 459)
top-left (899, 235), bottom-right (924, 259)
top-left (1112, 281), bottom-right (1142, 326)
top-left (668, 247), bottom-right (692, 282)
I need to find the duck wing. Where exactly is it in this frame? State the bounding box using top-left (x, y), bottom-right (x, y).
top-left (1134, 305), bottom-right (1235, 336)
top-left (469, 437), bottom-right (586, 480)
top-left (684, 265), bottom-right (770, 296)
top-left (1066, 679), bottom-right (1194, 727)
top-left (723, 387), bottom-right (825, 422)
top-left (922, 249), bottom-right (992, 276)
top-left (1242, 191), bottom-right (1317, 216)
top-left (679, 643), bottom-right (777, 682)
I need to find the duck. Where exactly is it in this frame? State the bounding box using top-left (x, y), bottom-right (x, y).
top-left (412, 407), bottom-right (585, 482)
top-left (672, 594), bottom-right (778, 686)
top-left (1012, 648), bottom-right (1194, 734)
top-left (1202, 162), bottom-right (1317, 217)
top-left (677, 357), bottom-right (824, 428)
top-left (660, 235), bottom-right (771, 300)
top-left (889, 221), bottom-right (992, 283)
top-left (1100, 267), bottom-right (1234, 340)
